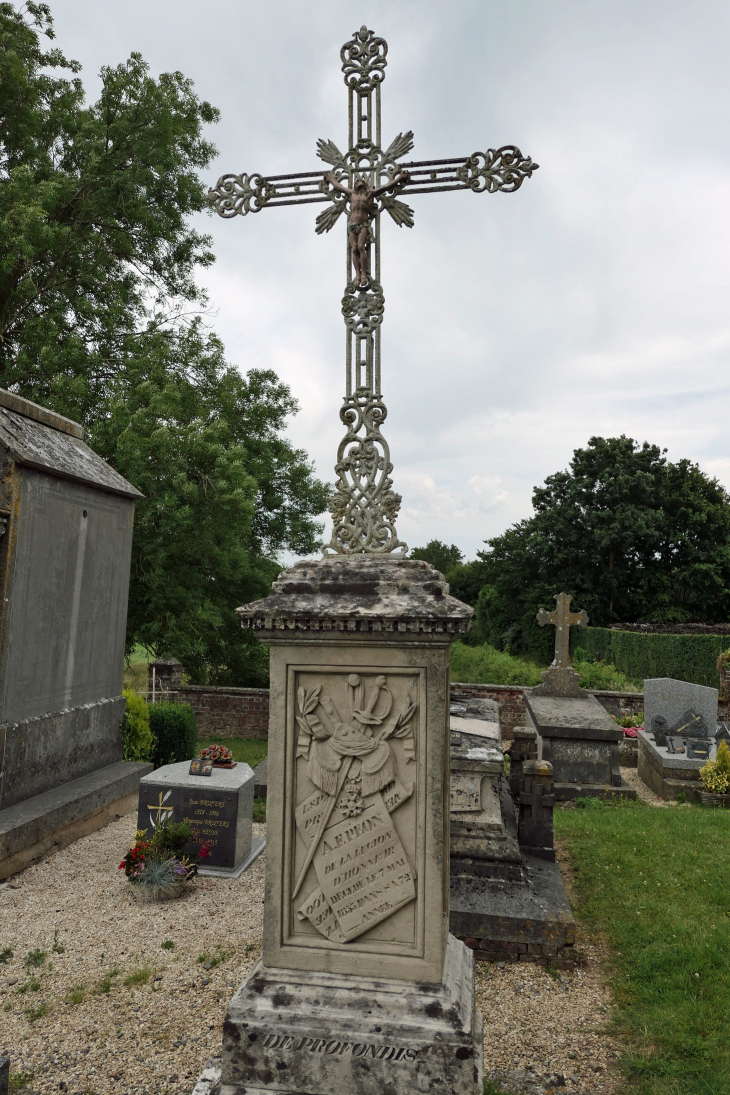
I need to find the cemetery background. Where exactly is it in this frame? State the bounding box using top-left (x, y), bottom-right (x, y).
top-left (1, 4), bottom-right (730, 1095)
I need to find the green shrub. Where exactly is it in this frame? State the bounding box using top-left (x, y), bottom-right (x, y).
top-left (571, 659), bottom-right (640, 692)
top-left (451, 642), bottom-right (542, 687)
top-left (121, 689), bottom-right (153, 761)
top-left (148, 702), bottom-right (197, 768)
top-left (576, 627), bottom-right (728, 688)
top-left (699, 740), bottom-right (730, 795)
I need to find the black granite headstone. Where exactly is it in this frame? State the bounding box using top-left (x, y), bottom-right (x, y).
top-left (138, 784), bottom-right (239, 869)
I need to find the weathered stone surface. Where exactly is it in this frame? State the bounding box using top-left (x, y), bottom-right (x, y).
top-left (0, 401), bottom-right (141, 499)
top-left (0, 387), bottom-right (142, 874)
top-left (450, 856), bottom-right (575, 954)
top-left (237, 555), bottom-right (472, 636)
top-left (138, 761), bottom-right (259, 875)
top-left (0, 697), bottom-right (125, 810)
top-left (218, 556), bottom-right (482, 1095)
top-left (0, 759), bottom-right (151, 878)
top-left (524, 691), bottom-right (636, 801)
top-left (644, 678), bottom-right (718, 741)
top-left (220, 936), bottom-right (482, 1095)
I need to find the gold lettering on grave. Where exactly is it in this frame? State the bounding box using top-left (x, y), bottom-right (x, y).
top-left (292, 671), bottom-right (418, 943)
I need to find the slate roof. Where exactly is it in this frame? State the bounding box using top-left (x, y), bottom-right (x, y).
top-left (0, 392), bottom-right (142, 500)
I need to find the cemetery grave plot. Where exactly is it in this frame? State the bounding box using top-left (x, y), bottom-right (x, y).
top-left (0, 815), bottom-right (266, 1095)
top-left (1, 813), bottom-right (622, 1095)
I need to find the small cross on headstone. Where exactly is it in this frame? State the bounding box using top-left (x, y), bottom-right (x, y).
top-left (534, 592), bottom-right (588, 697)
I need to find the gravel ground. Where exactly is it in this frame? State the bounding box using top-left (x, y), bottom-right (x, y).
top-left (0, 814), bottom-right (266, 1095)
top-left (1, 796), bottom-right (639, 1095)
top-left (619, 764), bottom-right (668, 806)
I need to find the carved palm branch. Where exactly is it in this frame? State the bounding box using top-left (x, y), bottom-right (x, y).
top-left (315, 198), bottom-right (347, 235)
top-left (382, 130), bottom-right (414, 164)
top-left (380, 193), bottom-right (414, 228)
top-left (316, 137), bottom-right (347, 169)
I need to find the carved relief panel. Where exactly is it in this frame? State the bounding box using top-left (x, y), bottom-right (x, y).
top-left (283, 666), bottom-right (426, 957)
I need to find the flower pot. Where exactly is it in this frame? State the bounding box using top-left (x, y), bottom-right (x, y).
top-left (698, 790), bottom-right (730, 808)
top-left (129, 880), bottom-right (190, 903)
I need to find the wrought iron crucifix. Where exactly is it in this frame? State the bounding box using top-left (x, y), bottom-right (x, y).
top-left (207, 26), bottom-right (538, 555)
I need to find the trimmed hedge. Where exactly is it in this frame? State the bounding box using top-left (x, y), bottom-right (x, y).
top-left (149, 703), bottom-right (198, 769)
top-left (575, 627), bottom-right (729, 688)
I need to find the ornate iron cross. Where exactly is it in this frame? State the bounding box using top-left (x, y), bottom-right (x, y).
top-left (208, 26), bottom-right (538, 555)
top-left (537, 593), bottom-right (588, 669)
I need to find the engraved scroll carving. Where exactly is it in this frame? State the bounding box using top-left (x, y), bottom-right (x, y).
top-left (292, 671), bottom-right (418, 943)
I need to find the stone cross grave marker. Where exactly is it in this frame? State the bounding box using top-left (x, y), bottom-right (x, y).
top-left (208, 24), bottom-right (538, 557)
top-left (534, 592), bottom-right (589, 697)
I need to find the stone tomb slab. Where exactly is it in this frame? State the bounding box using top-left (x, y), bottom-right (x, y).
top-left (138, 761), bottom-right (263, 877)
top-left (644, 678), bottom-right (718, 742)
top-left (524, 691), bottom-right (636, 801)
top-left (637, 726), bottom-right (716, 802)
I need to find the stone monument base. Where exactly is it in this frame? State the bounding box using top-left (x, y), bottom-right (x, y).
top-left (216, 934), bottom-right (483, 1095)
top-left (0, 759), bottom-right (152, 880)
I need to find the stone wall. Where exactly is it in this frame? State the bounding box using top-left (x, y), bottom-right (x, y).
top-left (178, 685), bottom-right (270, 740)
top-left (155, 680), bottom-right (728, 741)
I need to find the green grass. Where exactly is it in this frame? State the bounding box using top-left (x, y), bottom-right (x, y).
top-left (68, 984), bottom-right (85, 1005)
top-left (161, 939), bottom-right (175, 951)
top-left (123, 963), bottom-right (153, 987)
top-left (0, 946), bottom-right (12, 963)
top-left (23, 948), bottom-right (46, 969)
top-left (451, 641), bottom-right (640, 691)
top-left (24, 1001), bottom-right (52, 1021)
top-left (555, 800), bottom-right (730, 1094)
top-left (96, 967), bottom-right (120, 994)
top-left (197, 945), bottom-right (235, 970)
top-left (197, 737), bottom-right (268, 769)
top-left (9, 1072), bottom-right (34, 1092)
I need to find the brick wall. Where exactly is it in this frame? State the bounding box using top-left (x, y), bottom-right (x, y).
top-left (176, 685), bottom-right (270, 740)
top-left (450, 682), bottom-right (527, 739)
top-left (172, 680), bottom-right (727, 742)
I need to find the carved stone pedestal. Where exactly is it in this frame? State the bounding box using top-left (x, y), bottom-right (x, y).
top-left (218, 557), bottom-right (481, 1095)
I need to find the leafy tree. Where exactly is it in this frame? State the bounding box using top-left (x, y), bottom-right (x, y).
top-left (478, 436), bottom-right (730, 659)
top-left (0, 3), bottom-right (328, 682)
top-left (446, 559), bottom-right (488, 608)
top-left (410, 540), bottom-right (463, 576)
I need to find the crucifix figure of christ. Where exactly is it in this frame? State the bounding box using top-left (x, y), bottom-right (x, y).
top-left (535, 592), bottom-right (589, 696)
top-left (207, 25), bottom-right (538, 555)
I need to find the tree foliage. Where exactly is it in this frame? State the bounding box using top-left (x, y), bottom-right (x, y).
top-left (478, 436), bottom-right (730, 659)
top-left (0, 3), bottom-right (328, 682)
top-left (410, 540), bottom-right (463, 575)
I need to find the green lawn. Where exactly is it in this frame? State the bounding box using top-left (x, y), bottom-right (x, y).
top-left (556, 801), bottom-right (730, 1094)
top-left (197, 737), bottom-right (268, 769)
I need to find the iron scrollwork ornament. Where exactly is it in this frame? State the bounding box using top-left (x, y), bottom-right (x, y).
top-left (325, 393), bottom-right (406, 556)
top-left (341, 26), bottom-right (388, 93)
top-left (206, 173), bottom-right (276, 217)
top-left (341, 281), bottom-right (384, 336)
top-left (456, 147), bottom-right (538, 193)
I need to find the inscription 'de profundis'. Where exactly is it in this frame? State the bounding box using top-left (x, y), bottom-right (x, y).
top-left (293, 672), bottom-right (417, 943)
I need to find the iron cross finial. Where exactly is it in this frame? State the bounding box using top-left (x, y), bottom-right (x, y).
top-left (207, 28), bottom-right (538, 555)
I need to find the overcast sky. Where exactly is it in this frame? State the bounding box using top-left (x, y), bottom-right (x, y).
top-left (48, 0), bottom-right (730, 559)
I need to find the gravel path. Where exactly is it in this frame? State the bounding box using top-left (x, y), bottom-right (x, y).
top-left (619, 764), bottom-right (668, 806)
top-left (0, 814), bottom-right (266, 1095)
top-left (2, 809), bottom-right (625, 1095)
